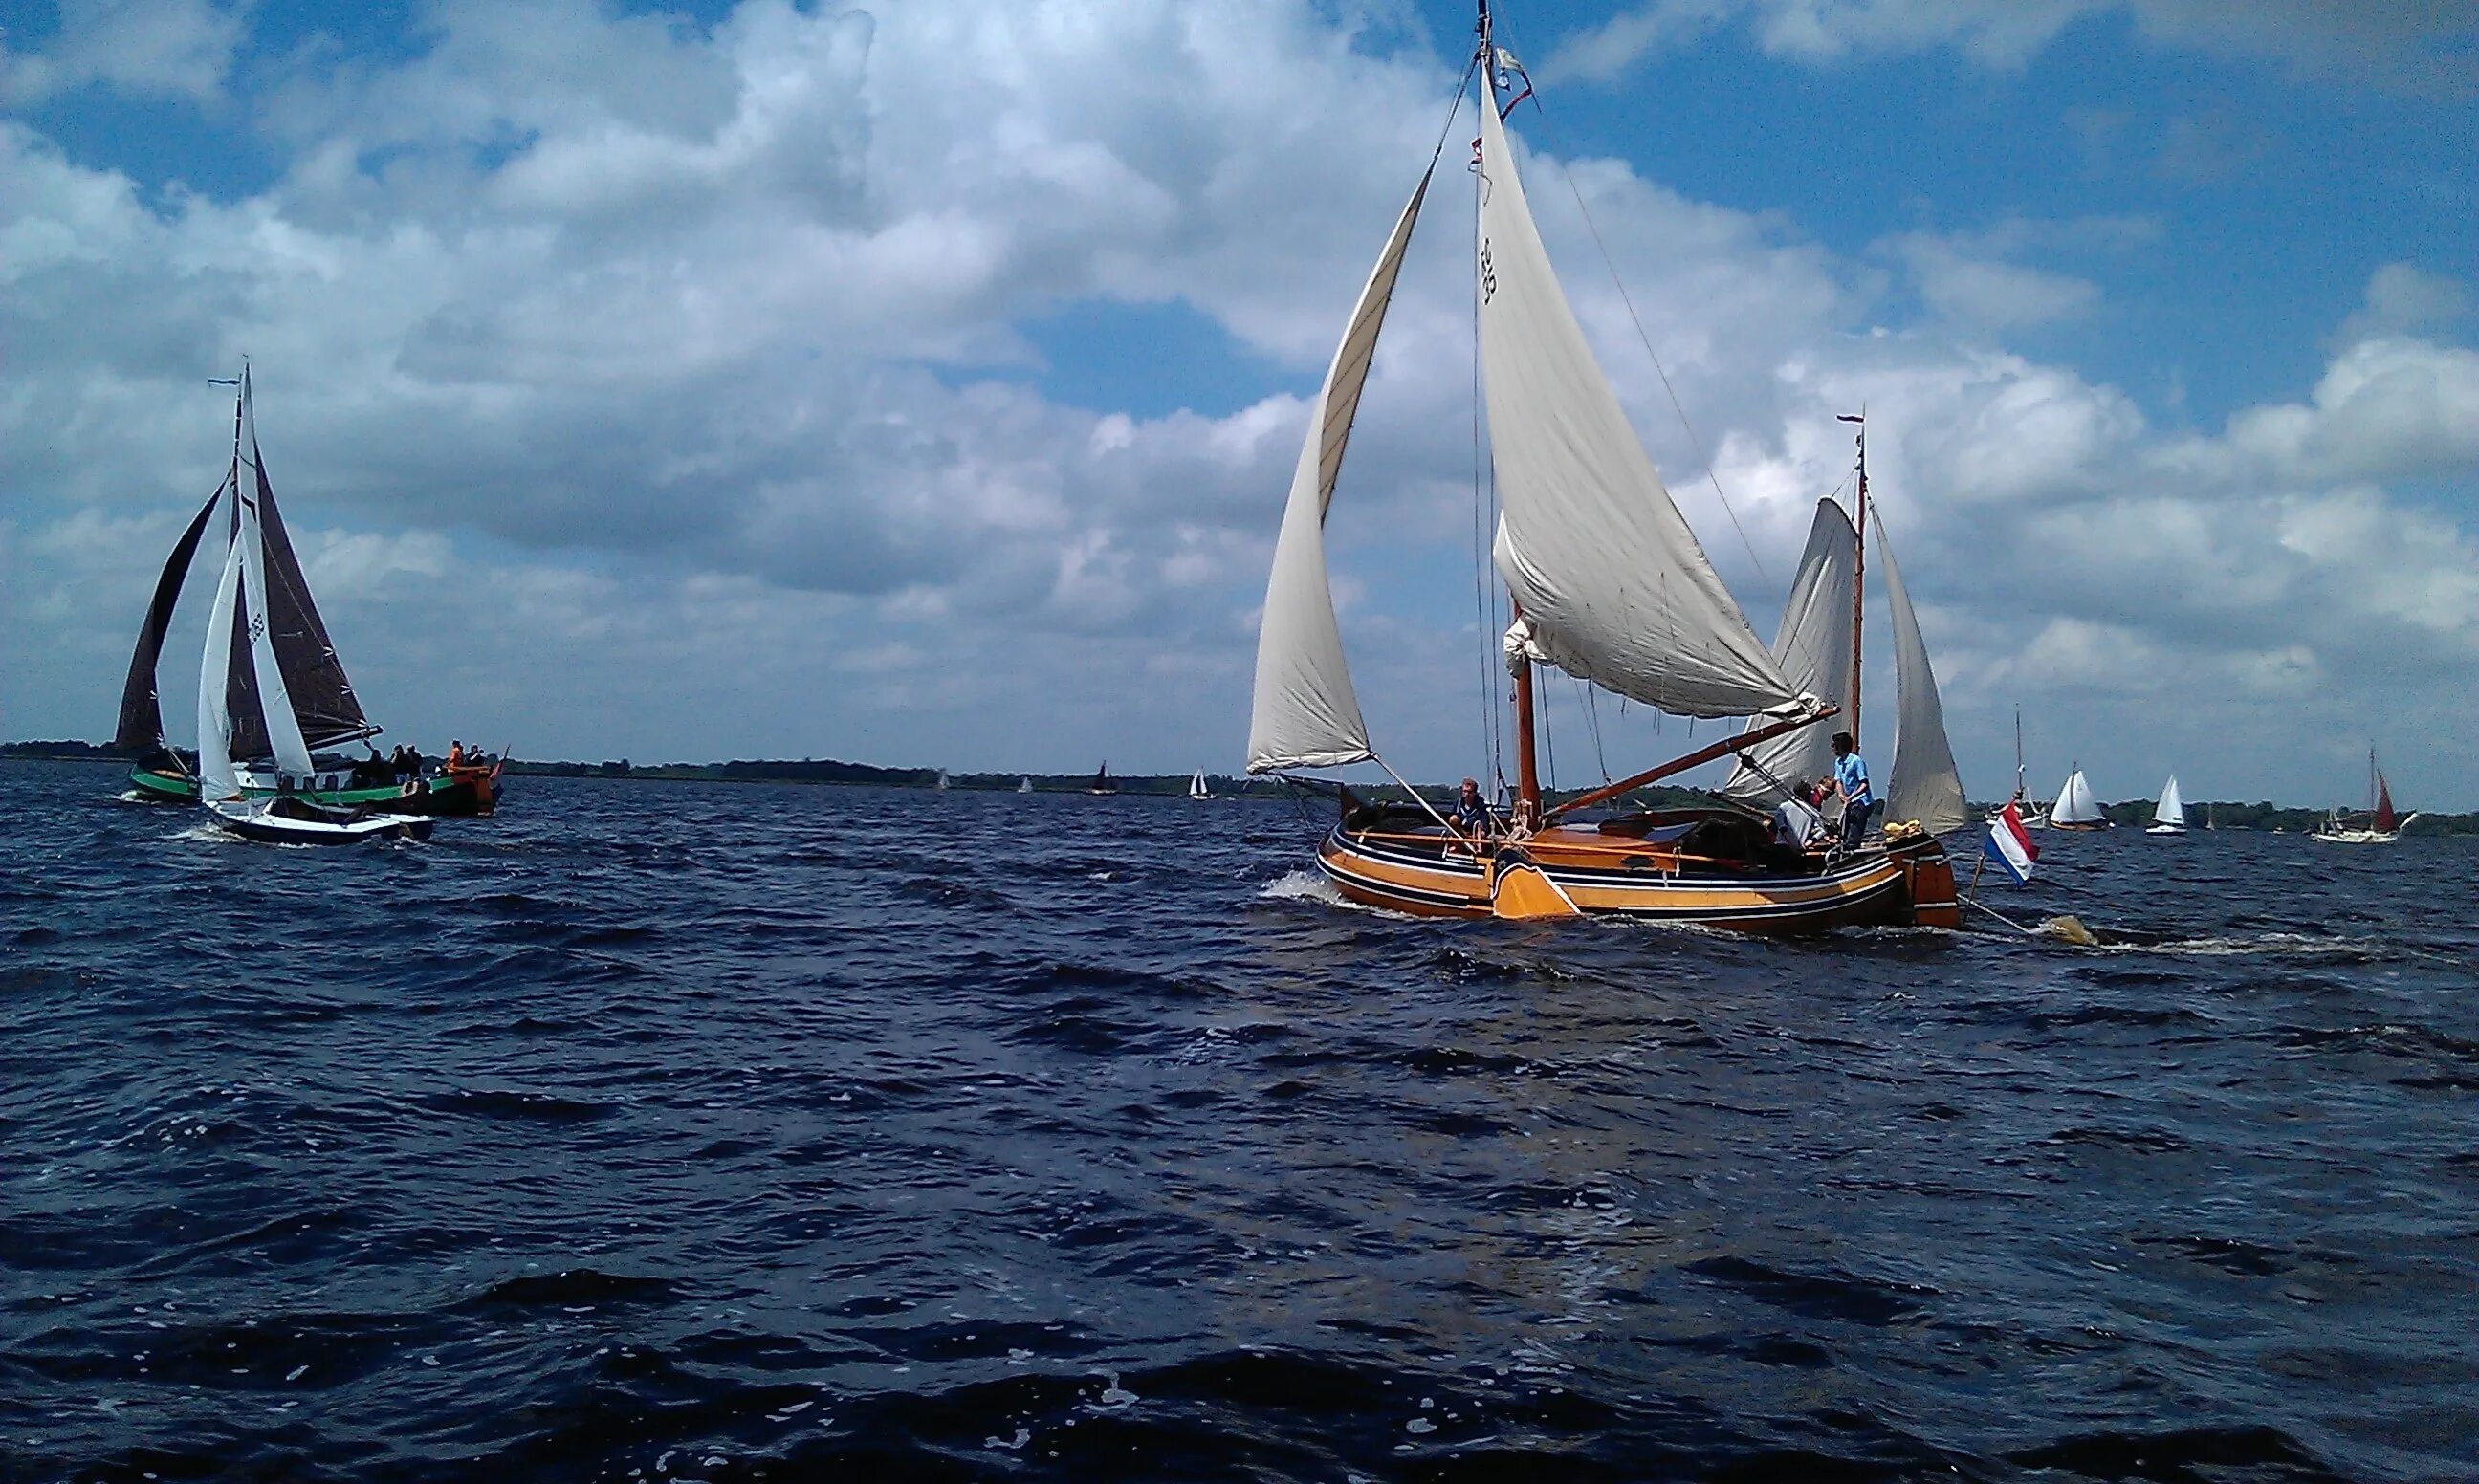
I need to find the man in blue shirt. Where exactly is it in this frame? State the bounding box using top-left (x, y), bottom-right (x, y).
top-left (1450, 776), bottom-right (1492, 838)
top-left (1830, 731), bottom-right (1876, 844)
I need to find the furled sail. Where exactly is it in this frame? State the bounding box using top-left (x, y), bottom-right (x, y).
top-left (224, 375), bottom-right (375, 761)
top-left (196, 521), bottom-right (246, 804)
top-left (114, 482), bottom-right (225, 753)
top-left (1247, 171), bottom-right (1433, 773)
top-left (2154, 775), bottom-right (2185, 828)
top-left (2050, 769), bottom-right (2104, 826)
top-left (1724, 499), bottom-right (1854, 805)
top-left (1876, 513), bottom-right (1969, 835)
top-left (1476, 92), bottom-right (1794, 719)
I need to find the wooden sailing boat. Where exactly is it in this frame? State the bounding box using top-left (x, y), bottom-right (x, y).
top-left (2147, 774), bottom-right (2186, 835)
top-left (1244, 8), bottom-right (1956, 929)
top-left (2312, 748), bottom-right (2416, 843)
top-left (118, 370), bottom-right (497, 816)
top-left (189, 385), bottom-right (430, 845)
top-left (2048, 766), bottom-right (2111, 830)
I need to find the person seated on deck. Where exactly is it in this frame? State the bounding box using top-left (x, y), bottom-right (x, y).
top-left (1827, 732), bottom-right (1876, 845)
top-left (447, 740), bottom-right (466, 771)
top-left (1770, 781), bottom-right (1826, 852)
top-left (1449, 777), bottom-right (1493, 840)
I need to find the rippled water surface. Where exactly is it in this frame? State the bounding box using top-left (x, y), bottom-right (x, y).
top-left (6, 759), bottom-right (2477, 1481)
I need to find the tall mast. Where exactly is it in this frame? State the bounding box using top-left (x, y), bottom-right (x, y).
top-left (1477, 0), bottom-right (1542, 828)
top-left (1838, 412), bottom-right (1866, 748)
top-left (229, 365), bottom-right (248, 538)
top-left (2013, 704), bottom-right (2025, 801)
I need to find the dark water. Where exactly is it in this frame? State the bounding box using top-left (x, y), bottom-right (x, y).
top-left (5, 758), bottom-right (2476, 1483)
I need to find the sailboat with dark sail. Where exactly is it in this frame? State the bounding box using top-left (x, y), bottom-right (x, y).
top-left (2313, 748), bottom-right (2416, 844)
top-left (116, 370), bottom-right (497, 816)
top-left (1245, 7), bottom-right (1957, 928)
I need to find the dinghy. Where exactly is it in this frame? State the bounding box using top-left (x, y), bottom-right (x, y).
top-left (2048, 768), bottom-right (2112, 831)
top-left (2313, 749), bottom-right (2416, 843)
top-left (1244, 9), bottom-right (1956, 929)
top-left (1018, 776), bottom-right (1034, 794)
top-left (191, 422), bottom-right (430, 846)
top-left (2147, 775), bottom-right (2186, 834)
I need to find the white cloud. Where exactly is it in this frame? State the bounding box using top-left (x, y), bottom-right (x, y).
top-left (0, 0), bottom-right (246, 107)
top-left (1, 0), bottom-right (2472, 807)
top-left (1543, 0), bottom-right (2479, 93)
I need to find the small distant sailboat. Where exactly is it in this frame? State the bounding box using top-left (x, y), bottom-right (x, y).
top-left (1018, 775), bottom-right (1034, 795)
top-left (2147, 775), bottom-right (2186, 835)
top-left (2312, 748), bottom-right (2415, 843)
top-left (1189, 769), bottom-right (1213, 801)
top-left (2048, 767), bottom-right (2112, 831)
top-left (190, 385), bottom-right (429, 845)
top-left (935, 770), bottom-right (952, 792)
top-left (1087, 762), bottom-right (1117, 797)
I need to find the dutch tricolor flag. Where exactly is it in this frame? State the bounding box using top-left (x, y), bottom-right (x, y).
top-left (1985, 802), bottom-right (2039, 884)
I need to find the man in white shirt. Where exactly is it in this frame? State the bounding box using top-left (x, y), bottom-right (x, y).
top-left (1771, 780), bottom-right (1825, 851)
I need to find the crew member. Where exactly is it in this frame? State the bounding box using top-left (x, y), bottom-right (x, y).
top-left (1771, 781), bottom-right (1825, 850)
top-left (1450, 777), bottom-right (1492, 838)
top-left (1829, 731), bottom-right (1875, 844)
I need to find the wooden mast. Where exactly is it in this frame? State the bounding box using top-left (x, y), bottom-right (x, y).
top-left (1477, 0), bottom-right (1542, 831)
top-left (1839, 412), bottom-right (1866, 749)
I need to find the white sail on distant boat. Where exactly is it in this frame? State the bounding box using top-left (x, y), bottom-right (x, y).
top-left (2049, 767), bottom-right (2111, 831)
top-left (1019, 776), bottom-right (1033, 795)
top-left (1189, 770), bottom-right (1212, 801)
top-left (2147, 774), bottom-right (2186, 834)
top-left (935, 770), bottom-right (951, 792)
top-left (1240, 8), bottom-right (1961, 929)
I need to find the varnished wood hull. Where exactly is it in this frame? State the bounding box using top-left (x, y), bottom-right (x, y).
top-left (1315, 818), bottom-right (1959, 932)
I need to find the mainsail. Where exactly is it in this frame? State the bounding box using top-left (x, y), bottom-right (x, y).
top-left (114, 483), bottom-right (225, 752)
top-left (1876, 513), bottom-right (1968, 835)
top-left (1476, 90), bottom-right (1794, 718)
top-left (195, 513), bottom-right (248, 804)
top-left (2154, 775), bottom-right (2185, 828)
top-left (224, 375), bottom-right (374, 761)
top-left (1247, 172), bottom-right (1434, 773)
top-left (2374, 771), bottom-right (2397, 833)
top-left (1724, 499), bottom-right (1855, 805)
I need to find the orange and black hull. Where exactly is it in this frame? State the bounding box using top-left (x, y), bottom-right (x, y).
top-left (1314, 811), bottom-right (1958, 932)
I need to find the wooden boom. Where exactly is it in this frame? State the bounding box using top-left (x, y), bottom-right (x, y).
top-left (1542, 704), bottom-right (1838, 822)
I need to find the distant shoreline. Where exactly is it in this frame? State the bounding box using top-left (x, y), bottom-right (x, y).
top-left (8, 742), bottom-right (2470, 831)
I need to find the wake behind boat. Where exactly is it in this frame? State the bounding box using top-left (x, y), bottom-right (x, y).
top-left (187, 376), bottom-right (431, 847)
top-left (115, 370), bottom-right (499, 818)
top-left (1245, 8), bottom-right (1957, 931)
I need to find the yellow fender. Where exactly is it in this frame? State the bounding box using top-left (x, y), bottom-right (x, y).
top-left (1490, 851), bottom-right (1582, 920)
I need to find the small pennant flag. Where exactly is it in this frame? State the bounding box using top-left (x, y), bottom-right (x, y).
top-left (1985, 802), bottom-right (2039, 884)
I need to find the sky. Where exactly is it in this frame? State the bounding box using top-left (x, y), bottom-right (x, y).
top-left (2, 0), bottom-right (2473, 810)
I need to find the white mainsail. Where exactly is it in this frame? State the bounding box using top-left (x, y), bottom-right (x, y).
top-left (234, 411), bottom-right (316, 780)
top-left (196, 513), bottom-right (247, 805)
top-left (1246, 173), bottom-right (1434, 774)
top-left (1189, 770), bottom-right (1211, 800)
top-left (1476, 92), bottom-right (1794, 719)
top-left (2153, 775), bottom-right (2185, 828)
top-left (2050, 768), bottom-right (2104, 826)
top-left (1876, 513), bottom-right (1969, 835)
top-left (1725, 499), bottom-right (1855, 805)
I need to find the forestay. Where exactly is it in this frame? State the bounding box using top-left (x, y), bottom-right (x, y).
top-left (1725, 499), bottom-right (1855, 806)
top-left (1876, 513), bottom-right (1969, 835)
top-left (1247, 172), bottom-right (1433, 774)
top-left (1476, 91), bottom-right (1794, 719)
